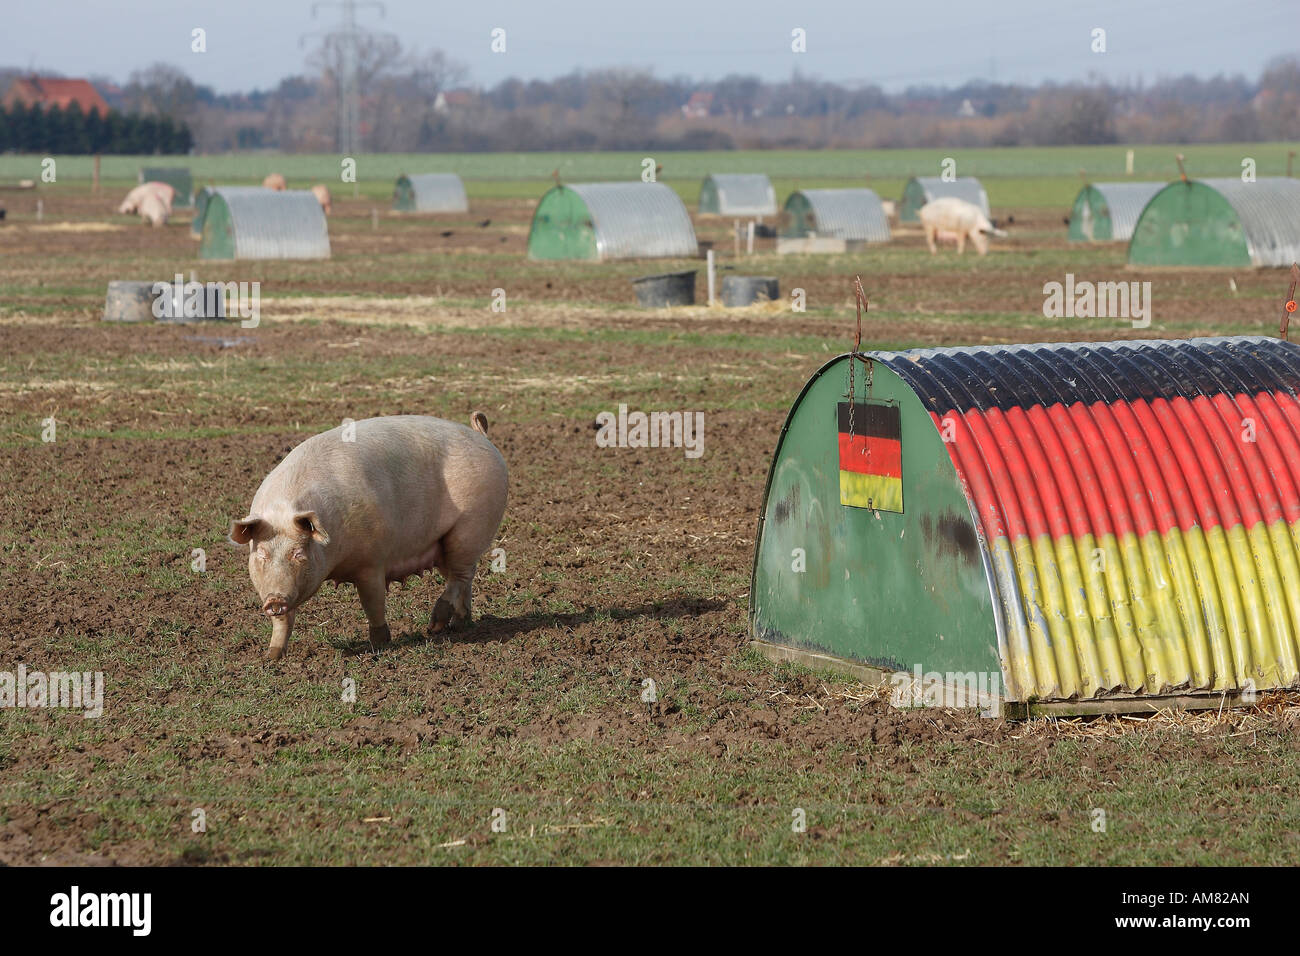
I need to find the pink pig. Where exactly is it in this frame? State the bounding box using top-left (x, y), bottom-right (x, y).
top-left (230, 413), bottom-right (508, 660)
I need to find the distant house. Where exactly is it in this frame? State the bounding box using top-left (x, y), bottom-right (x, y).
top-left (2, 75), bottom-right (110, 115)
top-left (957, 98), bottom-right (976, 117)
top-left (681, 91), bottom-right (713, 119)
top-left (433, 89), bottom-right (476, 114)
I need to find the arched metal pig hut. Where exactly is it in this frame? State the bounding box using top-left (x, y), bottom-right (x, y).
top-left (698, 173), bottom-right (778, 217)
top-left (780, 189), bottom-right (891, 243)
top-left (199, 189), bottom-right (330, 260)
top-left (1128, 177), bottom-right (1300, 268)
top-left (392, 173), bottom-right (469, 213)
top-left (899, 176), bottom-right (989, 222)
top-left (527, 182), bottom-right (698, 261)
top-left (751, 336), bottom-right (1300, 715)
top-left (1068, 182), bottom-right (1165, 242)
top-left (191, 186), bottom-right (267, 238)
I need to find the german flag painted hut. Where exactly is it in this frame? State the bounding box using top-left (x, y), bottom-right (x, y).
top-left (751, 336), bottom-right (1300, 715)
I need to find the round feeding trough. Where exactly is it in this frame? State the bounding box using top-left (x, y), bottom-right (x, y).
top-left (632, 270), bottom-right (696, 307)
top-left (102, 280), bottom-right (156, 322)
top-left (721, 275), bottom-right (779, 307)
top-left (752, 335), bottom-right (1300, 717)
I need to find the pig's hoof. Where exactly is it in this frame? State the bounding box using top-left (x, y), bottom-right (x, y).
top-left (429, 597), bottom-right (457, 634)
top-left (368, 625), bottom-right (391, 651)
top-left (264, 645), bottom-right (285, 662)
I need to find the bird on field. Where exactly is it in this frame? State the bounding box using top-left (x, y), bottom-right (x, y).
top-left (440, 230), bottom-right (454, 237)
top-left (478, 218), bottom-right (491, 228)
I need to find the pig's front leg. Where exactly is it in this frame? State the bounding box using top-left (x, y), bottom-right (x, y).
top-left (266, 609), bottom-right (296, 661)
top-left (356, 572), bottom-right (391, 652)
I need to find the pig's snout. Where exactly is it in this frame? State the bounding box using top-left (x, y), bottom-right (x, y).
top-left (263, 596), bottom-right (291, 617)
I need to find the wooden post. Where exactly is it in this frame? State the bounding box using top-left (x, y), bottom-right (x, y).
top-left (1125, 149), bottom-right (1134, 176)
top-left (733, 219), bottom-right (740, 258)
top-left (747, 220), bottom-right (755, 255)
top-left (93, 154), bottom-right (101, 195)
top-left (706, 249), bottom-right (716, 306)
top-left (371, 207), bottom-right (378, 231)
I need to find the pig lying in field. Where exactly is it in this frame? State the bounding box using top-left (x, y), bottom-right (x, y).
top-left (263, 173), bottom-right (287, 191)
top-left (230, 413), bottom-right (508, 661)
top-left (918, 196), bottom-right (1007, 255)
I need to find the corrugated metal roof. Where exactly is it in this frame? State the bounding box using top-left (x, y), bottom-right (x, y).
top-left (192, 186), bottom-right (265, 237)
top-left (400, 173), bottom-right (469, 213)
top-left (218, 190), bottom-right (330, 260)
top-left (790, 189), bottom-right (891, 242)
top-left (910, 177), bottom-right (990, 216)
top-left (1077, 182), bottom-right (1166, 241)
top-left (701, 173), bottom-right (777, 216)
top-left (566, 182), bottom-right (698, 259)
top-left (1192, 178), bottom-right (1300, 267)
top-left (870, 334), bottom-right (1300, 701)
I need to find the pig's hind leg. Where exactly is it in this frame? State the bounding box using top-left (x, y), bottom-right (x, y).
top-left (429, 525), bottom-right (488, 634)
top-left (356, 571), bottom-right (392, 652)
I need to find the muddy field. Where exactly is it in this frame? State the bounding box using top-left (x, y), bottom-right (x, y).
top-left (2, 185), bottom-right (1299, 865)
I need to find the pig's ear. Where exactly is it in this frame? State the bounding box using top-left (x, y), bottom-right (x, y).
top-left (229, 516), bottom-right (264, 545)
top-left (294, 511), bottom-right (330, 545)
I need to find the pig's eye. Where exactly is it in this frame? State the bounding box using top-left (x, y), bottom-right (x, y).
top-left (291, 549), bottom-right (306, 562)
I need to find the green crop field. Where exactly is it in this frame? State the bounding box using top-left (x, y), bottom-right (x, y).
top-left (3, 141), bottom-right (1296, 207)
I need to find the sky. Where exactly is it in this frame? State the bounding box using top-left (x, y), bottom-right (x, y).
top-left (1, 0), bottom-right (1296, 93)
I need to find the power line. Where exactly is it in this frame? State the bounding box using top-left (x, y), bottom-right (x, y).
top-left (303, 0), bottom-right (387, 154)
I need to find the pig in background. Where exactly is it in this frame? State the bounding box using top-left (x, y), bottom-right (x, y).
top-left (918, 196), bottom-right (1008, 255)
top-left (230, 413), bottom-right (508, 661)
top-left (138, 192), bottom-right (169, 227)
top-left (117, 181), bottom-right (175, 216)
top-left (311, 183), bottom-right (332, 215)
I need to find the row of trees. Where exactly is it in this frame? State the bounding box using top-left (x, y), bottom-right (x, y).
top-left (7, 50), bottom-right (1298, 153)
top-left (0, 101), bottom-right (193, 153)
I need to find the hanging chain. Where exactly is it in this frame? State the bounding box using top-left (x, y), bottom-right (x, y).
top-left (1281, 262), bottom-right (1299, 341)
top-left (847, 276), bottom-right (872, 441)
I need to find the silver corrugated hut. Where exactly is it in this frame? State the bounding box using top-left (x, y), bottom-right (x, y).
top-left (1129, 177), bottom-right (1300, 268)
top-left (900, 176), bottom-right (990, 222)
top-left (780, 189), bottom-right (891, 243)
top-left (198, 189), bottom-right (330, 260)
top-left (698, 174), bottom-right (778, 217)
top-left (527, 182), bottom-right (699, 260)
top-left (1068, 182), bottom-right (1166, 241)
top-left (392, 173), bottom-right (469, 213)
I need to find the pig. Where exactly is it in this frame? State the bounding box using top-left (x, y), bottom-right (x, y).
top-left (139, 192), bottom-right (169, 227)
top-left (263, 173), bottom-right (287, 191)
top-left (918, 196), bottom-right (1007, 255)
top-left (230, 413), bottom-right (508, 661)
top-left (118, 181), bottom-right (174, 215)
top-left (311, 183), bottom-right (332, 215)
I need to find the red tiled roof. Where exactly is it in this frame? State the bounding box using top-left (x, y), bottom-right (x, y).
top-left (3, 76), bottom-right (110, 115)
